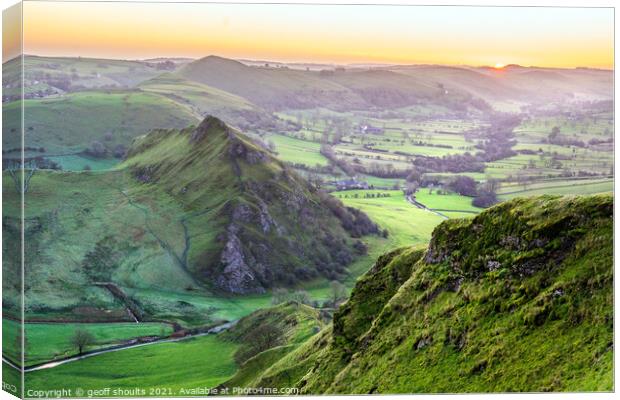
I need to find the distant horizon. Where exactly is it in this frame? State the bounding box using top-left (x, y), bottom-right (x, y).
top-left (7, 53), bottom-right (615, 72)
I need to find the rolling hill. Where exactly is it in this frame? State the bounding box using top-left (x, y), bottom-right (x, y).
top-left (2, 116), bottom-right (378, 324)
top-left (228, 194), bottom-right (613, 393)
top-left (390, 64), bottom-right (613, 106)
top-left (137, 73), bottom-right (278, 131)
top-left (176, 56), bottom-right (483, 112)
top-left (2, 90), bottom-right (198, 155)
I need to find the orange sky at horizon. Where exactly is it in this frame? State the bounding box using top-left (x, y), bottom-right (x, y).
top-left (16, 2), bottom-right (614, 69)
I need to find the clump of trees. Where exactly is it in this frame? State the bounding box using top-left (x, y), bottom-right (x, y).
top-left (413, 153), bottom-right (485, 174)
top-left (473, 179), bottom-right (499, 208)
top-left (546, 126), bottom-right (586, 147)
top-left (84, 140), bottom-right (107, 158)
top-left (320, 192), bottom-right (380, 238)
top-left (447, 176), bottom-right (477, 197)
top-left (271, 288), bottom-right (312, 306)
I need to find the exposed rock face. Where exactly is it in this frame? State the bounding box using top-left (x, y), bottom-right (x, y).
top-left (123, 116), bottom-right (377, 294)
top-left (216, 225), bottom-right (265, 294)
top-left (228, 134), bottom-right (267, 164)
top-left (190, 115), bottom-right (229, 143)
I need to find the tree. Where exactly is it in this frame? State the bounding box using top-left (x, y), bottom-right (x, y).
top-left (271, 288), bottom-right (289, 305)
top-left (113, 144), bottom-right (127, 159)
top-left (447, 176), bottom-right (477, 197)
top-left (549, 126), bottom-right (561, 140)
top-left (329, 281), bottom-right (347, 306)
top-left (290, 290), bottom-right (311, 305)
top-left (404, 181), bottom-right (418, 196)
top-left (70, 328), bottom-right (94, 355)
top-left (87, 140), bottom-right (107, 158)
top-left (253, 324), bottom-right (282, 353)
top-left (406, 167), bottom-right (422, 184)
top-left (473, 180), bottom-right (499, 208)
top-left (7, 159), bottom-right (37, 194)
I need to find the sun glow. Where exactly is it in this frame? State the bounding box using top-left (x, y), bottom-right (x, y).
top-left (494, 63), bottom-right (506, 69)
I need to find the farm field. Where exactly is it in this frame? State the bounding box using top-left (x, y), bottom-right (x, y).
top-left (267, 134), bottom-right (329, 166)
top-left (2, 48), bottom-right (614, 395)
top-left (3, 319), bottom-right (173, 366)
top-left (47, 155), bottom-right (119, 171)
top-left (498, 178), bottom-right (613, 200)
top-left (25, 334), bottom-right (239, 395)
top-left (332, 190), bottom-right (446, 247)
top-left (414, 188), bottom-right (482, 213)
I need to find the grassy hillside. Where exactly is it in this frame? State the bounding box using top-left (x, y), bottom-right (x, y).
top-left (177, 56), bottom-right (484, 112)
top-left (25, 335), bottom-right (239, 394)
top-left (177, 56), bottom-right (363, 111)
top-left (218, 302), bottom-right (325, 389)
top-left (121, 116), bottom-right (378, 293)
top-left (138, 73), bottom-right (278, 131)
top-left (242, 194), bottom-right (613, 393)
top-left (2, 117), bottom-right (378, 327)
top-left (3, 90), bottom-right (198, 155)
top-left (390, 65), bottom-right (613, 107)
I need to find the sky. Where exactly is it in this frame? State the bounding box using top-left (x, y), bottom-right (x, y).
top-left (2, 2), bottom-right (20, 63)
top-left (14, 1), bottom-right (615, 68)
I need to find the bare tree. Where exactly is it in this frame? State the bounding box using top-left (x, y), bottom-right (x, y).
top-left (271, 288), bottom-right (290, 305)
top-left (70, 328), bottom-right (95, 355)
top-left (7, 159), bottom-right (37, 194)
top-left (330, 281), bottom-right (347, 306)
top-left (254, 324), bottom-right (282, 353)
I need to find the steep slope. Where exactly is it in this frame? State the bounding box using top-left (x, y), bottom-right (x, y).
top-left (2, 116), bottom-right (378, 322)
top-left (122, 116), bottom-right (379, 293)
top-left (218, 302), bottom-right (325, 389)
top-left (242, 194), bottom-right (613, 392)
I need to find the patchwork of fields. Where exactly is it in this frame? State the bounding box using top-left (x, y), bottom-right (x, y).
top-left (1, 54), bottom-right (613, 395)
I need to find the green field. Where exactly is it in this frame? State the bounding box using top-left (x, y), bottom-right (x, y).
top-left (499, 179), bottom-right (613, 200)
top-left (3, 91), bottom-right (197, 154)
top-left (47, 155), bottom-right (119, 171)
top-left (333, 190), bottom-right (446, 247)
top-left (267, 134), bottom-right (329, 167)
top-left (3, 319), bottom-right (173, 366)
top-left (25, 335), bottom-right (239, 396)
top-left (414, 188), bottom-right (482, 213)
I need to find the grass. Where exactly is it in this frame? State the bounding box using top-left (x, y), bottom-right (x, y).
top-left (267, 134), bottom-right (329, 167)
top-left (332, 190), bottom-right (446, 248)
top-left (253, 194), bottom-right (613, 393)
top-left (47, 155), bottom-right (119, 171)
top-left (3, 319), bottom-right (173, 366)
top-left (499, 181), bottom-right (613, 200)
top-left (25, 334), bottom-right (239, 396)
top-left (414, 188), bottom-right (482, 213)
top-left (21, 55), bottom-right (166, 89)
top-left (3, 90), bottom-right (197, 154)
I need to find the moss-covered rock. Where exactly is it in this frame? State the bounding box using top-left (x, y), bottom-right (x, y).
top-left (241, 194), bottom-right (613, 393)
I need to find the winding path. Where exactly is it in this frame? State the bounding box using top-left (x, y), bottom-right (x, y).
top-left (405, 193), bottom-right (449, 219)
